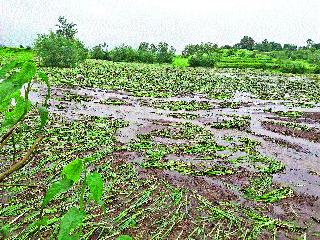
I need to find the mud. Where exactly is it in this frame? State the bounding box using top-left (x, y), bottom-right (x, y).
top-left (29, 84), bottom-right (320, 236)
top-left (262, 121), bottom-right (320, 143)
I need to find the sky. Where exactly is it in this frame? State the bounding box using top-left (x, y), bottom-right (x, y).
top-left (1, 0), bottom-right (319, 52)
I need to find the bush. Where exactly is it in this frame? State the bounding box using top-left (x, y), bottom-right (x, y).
top-left (156, 42), bottom-right (176, 63)
top-left (109, 45), bottom-right (138, 62)
top-left (90, 43), bottom-right (110, 60)
top-left (182, 42), bottom-right (218, 57)
top-left (34, 32), bottom-right (87, 67)
top-left (189, 54), bottom-right (216, 67)
top-left (136, 50), bottom-right (156, 63)
top-left (313, 65), bottom-right (320, 74)
top-left (279, 62), bottom-right (307, 74)
top-left (109, 42), bottom-right (175, 64)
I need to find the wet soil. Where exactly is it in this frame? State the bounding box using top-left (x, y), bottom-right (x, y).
top-left (262, 121), bottom-right (320, 143)
top-left (28, 84), bottom-right (320, 238)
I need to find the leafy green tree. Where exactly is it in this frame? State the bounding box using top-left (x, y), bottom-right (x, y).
top-left (109, 45), bottom-right (138, 62)
top-left (234, 36), bottom-right (255, 50)
top-left (90, 43), bottom-right (110, 60)
top-left (156, 42), bottom-right (176, 63)
top-left (283, 44), bottom-right (297, 51)
top-left (182, 42), bottom-right (218, 56)
top-left (312, 43), bottom-right (320, 50)
top-left (56, 16), bottom-right (78, 39)
top-left (306, 39), bottom-right (314, 48)
top-left (189, 53), bottom-right (217, 67)
top-left (255, 39), bottom-right (282, 51)
top-left (34, 32), bottom-right (87, 67)
top-left (34, 17), bottom-right (87, 67)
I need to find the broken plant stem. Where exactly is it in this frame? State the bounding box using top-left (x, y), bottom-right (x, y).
top-left (0, 135), bottom-right (44, 182)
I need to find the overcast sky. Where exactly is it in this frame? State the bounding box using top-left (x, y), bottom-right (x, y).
top-left (1, 0), bottom-right (319, 51)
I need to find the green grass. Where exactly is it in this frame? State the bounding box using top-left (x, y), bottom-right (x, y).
top-left (0, 47), bottom-right (34, 66)
top-left (172, 56), bottom-right (189, 67)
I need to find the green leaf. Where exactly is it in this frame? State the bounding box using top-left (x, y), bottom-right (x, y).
top-left (42, 178), bottom-right (73, 207)
top-left (87, 172), bottom-right (103, 203)
top-left (38, 106), bottom-right (49, 129)
top-left (58, 207), bottom-right (84, 240)
top-left (116, 235), bottom-right (133, 240)
top-left (61, 159), bottom-right (83, 183)
top-left (1, 93), bottom-right (30, 129)
top-left (0, 224), bottom-right (10, 238)
top-left (27, 216), bottom-right (48, 230)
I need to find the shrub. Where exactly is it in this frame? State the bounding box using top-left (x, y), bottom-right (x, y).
top-left (182, 42), bottom-right (218, 57)
top-left (109, 45), bottom-right (138, 62)
top-left (156, 42), bottom-right (176, 63)
top-left (137, 50), bottom-right (156, 63)
top-left (109, 42), bottom-right (175, 64)
top-left (313, 65), bottom-right (320, 74)
top-left (90, 43), bottom-right (110, 60)
top-left (189, 54), bottom-right (216, 67)
top-left (34, 32), bottom-right (87, 67)
top-left (279, 62), bottom-right (307, 74)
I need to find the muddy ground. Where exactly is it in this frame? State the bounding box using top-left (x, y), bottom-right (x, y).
top-left (1, 80), bottom-right (320, 239)
top-left (28, 83), bottom-right (320, 238)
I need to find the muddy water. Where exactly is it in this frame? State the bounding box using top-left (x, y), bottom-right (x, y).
top-left (30, 84), bottom-right (320, 200)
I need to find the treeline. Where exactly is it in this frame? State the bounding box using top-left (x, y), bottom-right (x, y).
top-left (11, 16), bottom-right (319, 74)
top-left (100, 42), bottom-right (176, 64)
top-left (181, 36), bottom-right (320, 55)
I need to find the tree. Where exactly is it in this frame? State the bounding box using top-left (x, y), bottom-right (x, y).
top-left (156, 42), bottom-right (176, 63)
top-left (283, 44), bottom-right (297, 51)
top-left (56, 16), bottom-right (78, 39)
top-left (306, 39), bottom-right (314, 48)
top-left (312, 43), bottom-right (320, 50)
top-left (90, 43), bottom-right (110, 60)
top-left (182, 42), bottom-right (218, 56)
top-left (235, 36), bottom-right (255, 50)
top-left (138, 42), bottom-right (151, 51)
top-left (34, 17), bottom-right (87, 67)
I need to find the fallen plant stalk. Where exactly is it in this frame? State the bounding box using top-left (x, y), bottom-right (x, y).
top-left (0, 135), bottom-right (44, 182)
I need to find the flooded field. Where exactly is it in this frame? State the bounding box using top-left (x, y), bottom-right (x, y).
top-left (1, 63), bottom-right (320, 239)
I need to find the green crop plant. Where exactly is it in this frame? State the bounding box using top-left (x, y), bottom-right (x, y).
top-left (100, 98), bottom-right (127, 105)
top-left (141, 160), bottom-right (234, 177)
top-left (242, 176), bottom-right (293, 203)
top-left (43, 60), bottom-right (320, 102)
top-left (34, 157), bottom-right (105, 240)
top-left (211, 115), bottom-right (251, 130)
top-left (150, 100), bottom-right (211, 111)
top-left (167, 112), bottom-right (199, 120)
top-left (263, 120), bottom-right (311, 132)
top-left (264, 109), bottom-right (303, 118)
top-left (152, 122), bottom-right (212, 140)
top-left (0, 58), bottom-right (50, 182)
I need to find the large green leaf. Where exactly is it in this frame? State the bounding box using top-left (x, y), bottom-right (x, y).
top-left (42, 178), bottom-right (73, 207)
top-left (1, 93), bottom-right (30, 129)
top-left (61, 159), bottom-right (83, 183)
top-left (58, 207), bottom-right (84, 240)
top-left (0, 61), bottom-right (36, 110)
top-left (116, 235), bottom-right (133, 240)
top-left (87, 172), bottom-right (103, 203)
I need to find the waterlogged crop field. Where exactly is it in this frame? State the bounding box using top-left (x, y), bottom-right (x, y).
top-left (1, 59), bottom-right (320, 239)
